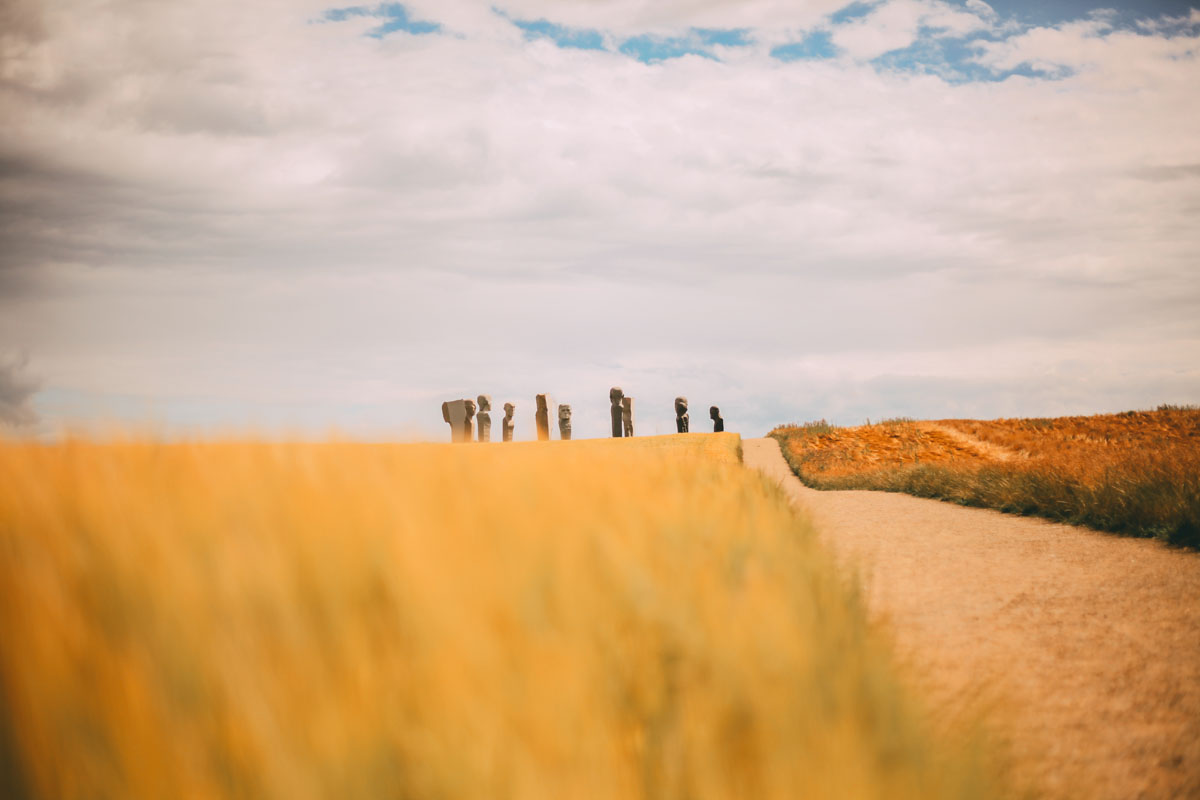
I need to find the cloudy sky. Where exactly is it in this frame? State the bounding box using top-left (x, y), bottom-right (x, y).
top-left (1, 0), bottom-right (1198, 440)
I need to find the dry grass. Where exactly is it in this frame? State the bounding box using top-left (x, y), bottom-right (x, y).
top-left (770, 408), bottom-right (1200, 546)
top-left (0, 434), bottom-right (1007, 800)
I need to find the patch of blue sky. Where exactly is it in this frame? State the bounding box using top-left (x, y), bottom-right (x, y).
top-left (871, 32), bottom-right (1074, 83)
top-left (320, 3), bottom-right (440, 37)
top-left (770, 31), bottom-right (839, 61)
top-left (618, 34), bottom-right (719, 62)
top-left (692, 28), bottom-right (754, 47)
top-left (983, 0), bottom-right (1197, 29)
top-left (828, 1), bottom-right (881, 25)
top-left (512, 18), bottom-right (606, 50)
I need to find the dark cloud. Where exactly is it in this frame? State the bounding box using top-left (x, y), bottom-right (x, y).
top-left (0, 357), bottom-right (38, 427)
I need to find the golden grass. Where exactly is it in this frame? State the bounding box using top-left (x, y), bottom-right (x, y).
top-left (0, 433), bottom-right (1007, 799)
top-left (770, 408), bottom-right (1200, 545)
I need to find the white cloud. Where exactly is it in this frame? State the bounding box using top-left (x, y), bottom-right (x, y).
top-left (830, 0), bottom-right (994, 61)
top-left (1, 1), bottom-right (1198, 437)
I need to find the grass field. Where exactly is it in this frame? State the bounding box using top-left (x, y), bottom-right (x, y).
top-left (0, 433), bottom-right (1009, 799)
top-left (770, 407), bottom-right (1200, 547)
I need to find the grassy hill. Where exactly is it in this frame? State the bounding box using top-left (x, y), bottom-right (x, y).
top-left (770, 407), bottom-right (1200, 547)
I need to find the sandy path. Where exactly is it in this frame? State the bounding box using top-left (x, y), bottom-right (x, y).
top-left (743, 437), bottom-right (1200, 799)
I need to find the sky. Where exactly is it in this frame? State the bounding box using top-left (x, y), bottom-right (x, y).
top-left (1, 0), bottom-right (1198, 440)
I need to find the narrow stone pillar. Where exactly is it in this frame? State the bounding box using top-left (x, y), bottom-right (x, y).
top-left (502, 402), bottom-right (515, 442)
top-left (476, 395), bottom-right (492, 442)
top-left (463, 398), bottom-right (477, 442)
top-left (535, 394), bottom-right (552, 441)
top-left (609, 387), bottom-right (624, 438)
top-left (622, 396), bottom-right (634, 437)
top-left (558, 404), bottom-right (572, 440)
top-left (675, 397), bottom-right (689, 433)
top-left (710, 405), bottom-right (724, 433)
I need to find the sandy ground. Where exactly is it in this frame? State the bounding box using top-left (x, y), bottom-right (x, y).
top-left (743, 437), bottom-right (1200, 800)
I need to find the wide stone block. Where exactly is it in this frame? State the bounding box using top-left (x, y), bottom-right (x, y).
top-left (442, 399), bottom-right (476, 443)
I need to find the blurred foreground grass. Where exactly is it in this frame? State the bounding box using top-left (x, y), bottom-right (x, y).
top-left (0, 433), bottom-right (1007, 799)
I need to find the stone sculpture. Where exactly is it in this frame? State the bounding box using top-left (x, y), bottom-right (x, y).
top-left (675, 397), bottom-right (689, 434)
top-left (621, 396), bottom-right (634, 437)
top-left (710, 406), bottom-right (724, 433)
top-left (609, 387), bottom-right (624, 438)
top-left (502, 402), bottom-right (515, 442)
top-left (535, 394), bottom-right (552, 441)
top-left (558, 404), bottom-right (572, 440)
top-left (443, 399), bottom-right (474, 443)
top-left (463, 398), bottom-right (477, 441)
top-left (476, 395), bottom-right (492, 442)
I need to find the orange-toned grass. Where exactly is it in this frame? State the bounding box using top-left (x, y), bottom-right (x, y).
top-left (0, 434), bottom-right (1010, 800)
top-left (770, 409), bottom-right (1200, 546)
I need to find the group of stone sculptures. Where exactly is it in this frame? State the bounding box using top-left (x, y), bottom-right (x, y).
top-left (442, 395), bottom-right (515, 443)
top-left (608, 388), bottom-right (635, 437)
top-left (441, 390), bottom-right (723, 442)
top-left (669, 397), bottom-right (723, 433)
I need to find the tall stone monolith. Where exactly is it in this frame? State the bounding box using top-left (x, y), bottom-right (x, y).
top-left (710, 405), bottom-right (724, 433)
top-left (609, 387), bottom-right (624, 438)
top-left (535, 394), bottom-right (552, 441)
top-left (622, 396), bottom-right (634, 437)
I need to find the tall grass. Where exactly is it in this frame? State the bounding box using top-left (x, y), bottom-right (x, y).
top-left (0, 435), bottom-right (1007, 799)
top-left (770, 409), bottom-right (1200, 547)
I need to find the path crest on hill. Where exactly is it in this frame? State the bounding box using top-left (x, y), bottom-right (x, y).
top-left (742, 437), bottom-right (1200, 800)
top-left (918, 421), bottom-right (1022, 461)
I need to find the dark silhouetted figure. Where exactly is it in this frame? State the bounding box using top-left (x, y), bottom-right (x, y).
top-left (710, 406), bottom-right (724, 433)
top-left (675, 397), bottom-right (689, 433)
top-left (609, 387), bottom-right (624, 437)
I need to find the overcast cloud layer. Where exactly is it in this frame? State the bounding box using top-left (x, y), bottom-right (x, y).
top-left (1, 0), bottom-right (1198, 439)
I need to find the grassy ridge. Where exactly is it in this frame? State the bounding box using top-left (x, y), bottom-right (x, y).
top-left (770, 409), bottom-right (1200, 547)
top-left (0, 435), bottom-right (1008, 799)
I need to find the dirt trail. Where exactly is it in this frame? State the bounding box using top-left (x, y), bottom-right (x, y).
top-left (743, 437), bottom-right (1200, 800)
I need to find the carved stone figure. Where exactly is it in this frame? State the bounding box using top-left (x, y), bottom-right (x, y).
top-left (502, 402), bottom-right (515, 442)
top-left (535, 394), bottom-right (552, 441)
top-left (476, 395), bottom-right (492, 442)
top-left (621, 396), bottom-right (634, 437)
top-left (609, 387), bottom-right (624, 438)
top-left (675, 397), bottom-right (689, 434)
top-left (463, 398), bottom-right (477, 442)
top-left (710, 405), bottom-right (724, 433)
top-left (558, 404), bottom-right (572, 440)
top-left (444, 399), bottom-right (473, 443)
